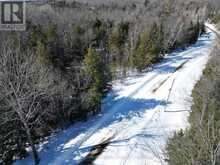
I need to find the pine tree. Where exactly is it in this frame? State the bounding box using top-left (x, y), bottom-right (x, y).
top-left (133, 23), bottom-right (165, 71)
top-left (108, 22), bottom-right (129, 62)
top-left (149, 23), bottom-right (165, 62)
top-left (133, 31), bottom-right (153, 71)
top-left (83, 47), bottom-right (108, 113)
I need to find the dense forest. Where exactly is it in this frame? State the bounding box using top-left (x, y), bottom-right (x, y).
top-left (0, 0), bottom-right (219, 164)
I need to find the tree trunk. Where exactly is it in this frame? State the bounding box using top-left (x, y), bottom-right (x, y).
top-left (16, 108), bottom-right (40, 165)
top-left (24, 123), bottom-right (40, 165)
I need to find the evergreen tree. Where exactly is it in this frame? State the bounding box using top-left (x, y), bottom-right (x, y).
top-left (133, 31), bottom-right (153, 71)
top-left (108, 22), bottom-right (129, 61)
top-left (108, 22), bottom-right (130, 76)
top-left (83, 47), bottom-right (109, 113)
top-left (149, 22), bottom-right (165, 62)
top-left (133, 23), bottom-right (165, 71)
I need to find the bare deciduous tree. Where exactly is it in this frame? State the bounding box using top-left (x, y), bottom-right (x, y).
top-left (0, 42), bottom-right (51, 164)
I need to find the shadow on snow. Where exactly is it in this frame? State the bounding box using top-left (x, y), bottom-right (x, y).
top-left (15, 97), bottom-right (167, 165)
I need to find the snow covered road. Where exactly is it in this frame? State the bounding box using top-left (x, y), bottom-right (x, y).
top-left (15, 25), bottom-right (216, 165)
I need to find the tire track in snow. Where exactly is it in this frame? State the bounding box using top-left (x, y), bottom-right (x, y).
top-left (53, 72), bottom-right (162, 164)
top-left (112, 29), bottom-right (216, 165)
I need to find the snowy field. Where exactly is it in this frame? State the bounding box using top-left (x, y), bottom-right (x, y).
top-left (15, 24), bottom-right (217, 165)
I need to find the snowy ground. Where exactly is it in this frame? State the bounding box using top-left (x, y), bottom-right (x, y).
top-left (15, 24), bottom-right (217, 165)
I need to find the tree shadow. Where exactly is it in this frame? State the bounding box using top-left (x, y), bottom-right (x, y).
top-left (101, 97), bottom-right (167, 126)
top-left (15, 96), bottom-right (167, 165)
top-left (77, 132), bottom-right (159, 165)
top-left (151, 34), bottom-right (212, 75)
